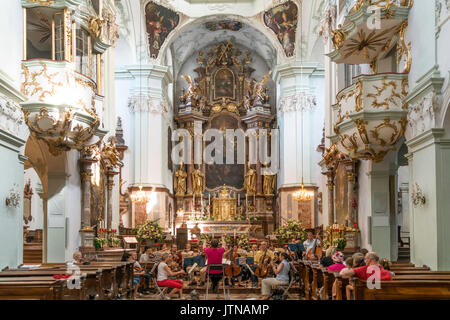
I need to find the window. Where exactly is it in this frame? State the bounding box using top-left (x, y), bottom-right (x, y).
top-left (54, 12), bottom-right (65, 61)
top-left (344, 64), bottom-right (362, 87)
top-left (76, 28), bottom-right (90, 76)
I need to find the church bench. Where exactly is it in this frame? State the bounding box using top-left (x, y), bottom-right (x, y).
top-left (302, 262), bottom-right (317, 300)
top-left (393, 275), bottom-right (450, 281)
top-left (0, 269), bottom-right (97, 299)
top-left (334, 274), bottom-right (350, 300)
top-left (6, 266), bottom-right (107, 299)
top-left (0, 276), bottom-right (87, 300)
top-left (0, 279), bottom-right (63, 300)
top-left (393, 270), bottom-right (450, 276)
top-left (390, 266), bottom-right (429, 271)
top-left (351, 278), bottom-right (450, 300)
top-left (321, 269), bottom-right (335, 300)
top-left (311, 265), bottom-right (324, 300)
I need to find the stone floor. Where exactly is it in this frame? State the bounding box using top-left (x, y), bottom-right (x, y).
top-left (135, 281), bottom-right (303, 300)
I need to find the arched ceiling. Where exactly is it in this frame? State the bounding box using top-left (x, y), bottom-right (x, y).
top-left (169, 15), bottom-right (278, 75)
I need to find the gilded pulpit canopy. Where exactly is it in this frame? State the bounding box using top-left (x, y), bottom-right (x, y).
top-left (174, 162), bottom-right (187, 196)
top-left (244, 163), bottom-right (256, 196)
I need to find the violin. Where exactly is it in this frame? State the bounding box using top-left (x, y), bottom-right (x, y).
top-left (254, 249), bottom-right (271, 278)
top-left (224, 250), bottom-right (241, 277)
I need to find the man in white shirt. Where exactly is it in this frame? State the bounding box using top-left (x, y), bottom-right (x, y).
top-left (303, 231), bottom-right (321, 260)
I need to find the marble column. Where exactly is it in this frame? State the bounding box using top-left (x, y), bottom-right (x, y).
top-left (79, 159), bottom-right (94, 229)
top-left (106, 170), bottom-right (118, 233)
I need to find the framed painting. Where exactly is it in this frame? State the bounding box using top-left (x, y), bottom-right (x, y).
top-left (213, 67), bottom-right (235, 100)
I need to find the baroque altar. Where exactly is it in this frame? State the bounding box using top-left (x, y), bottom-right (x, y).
top-left (173, 39), bottom-right (277, 237)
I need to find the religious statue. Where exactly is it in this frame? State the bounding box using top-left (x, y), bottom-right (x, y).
top-left (191, 164), bottom-right (205, 195)
top-left (179, 75), bottom-right (202, 108)
top-left (173, 162), bottom-right (187, 196)
top-left (263, 163), bottom-right (276, 195)
top-left (243, 71), bottom-right (271, 110)
top-left (244, 163), bottom-right (256, 196)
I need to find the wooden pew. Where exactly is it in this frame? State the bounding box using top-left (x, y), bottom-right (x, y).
top-left (334, 274), bottom-right (350, 300)
top-left (0, 278), bottom-right (63, 300)
top-left (352, 278), bottom-right (450, 300)
top-left (303, 262), bottom-right (316, 300)
top-left (0, 269), bottom-right (95, 299)
top-left (311, 265), bottom-right (324, 300)
top-left (321, 269), bottom-right (335, 300)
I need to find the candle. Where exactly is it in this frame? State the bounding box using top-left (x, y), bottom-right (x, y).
top-left (246, 194), bottom-right (248, 206)
top-left (238, 195), bottom-right (240, 206)
top-left (208, 193), bottom-right (211, 205)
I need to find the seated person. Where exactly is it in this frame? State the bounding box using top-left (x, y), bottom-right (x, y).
top-left (340, 252), bottom-right (392, 300)
top-left (122, 252), bottom-right (148, 297)
top-left (379, 258), bottom-right (395, 277)
top-left (320, 247), bottom-right (337, 267)
top-left (71, 251), bottom-right (83, 264)
top-left (139, 246), bottom-right (156, 263)
top-left (261, 252), bottom-right (291, 300)
top-left (157, 253), bottom-right (186, 299)
top-left (327, 252), bottom-right (346, 272)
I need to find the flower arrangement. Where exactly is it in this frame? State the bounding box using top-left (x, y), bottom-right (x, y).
top-left (238, 233), bottom-right (250, 249)
top-left (275, 219), bottom-right (307, 243)
top-left (136, 219), bottom-right (164, 242)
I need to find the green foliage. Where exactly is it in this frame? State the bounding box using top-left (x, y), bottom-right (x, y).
top-left (333, 237), bottom-right (347, 250)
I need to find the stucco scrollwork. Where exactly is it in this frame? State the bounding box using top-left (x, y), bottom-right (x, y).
top-left (406, 91), bottom-right (442, 139)
top-left (0, 94), bottom-right (26, 138)
top-left (128, 95), bottom-right (168, 114)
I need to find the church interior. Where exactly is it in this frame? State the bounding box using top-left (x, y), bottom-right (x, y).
top-left (0, 0), bottom-right (449, 301)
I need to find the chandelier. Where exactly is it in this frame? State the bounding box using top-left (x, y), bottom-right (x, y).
top-left (293, 182), bottom-right (313, 202)
top-left (130, 186), bottom-right (150, 204)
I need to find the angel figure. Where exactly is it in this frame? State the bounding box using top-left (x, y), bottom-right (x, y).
top-left (179, 75), bottom-right (202, 107)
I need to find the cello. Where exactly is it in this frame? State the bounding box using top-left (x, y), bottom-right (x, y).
top-left (224, 246), bottom-right (241, 278)
top-left (305, 232), bottom-right (323, 260)
top-left (254, 249), bottom-right (271, 278)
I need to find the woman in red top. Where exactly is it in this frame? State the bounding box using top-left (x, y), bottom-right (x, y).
top-left (203, 237), bottom-right (231, 293)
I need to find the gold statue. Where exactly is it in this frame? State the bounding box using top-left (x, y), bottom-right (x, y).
top-left (191, 164), bottom-right (205, 195)
top-left (244, 70), bottom-right (272, 109)
top-left (263, 163), bottom-right (276, 195)
top-left (179, 75), bottom-right (202, 107)
top-left (244, 163), bottom-right (256, 196)
top-left (174, 162), bottom-right (187, 196)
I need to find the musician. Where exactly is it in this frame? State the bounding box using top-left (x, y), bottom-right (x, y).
top-left (140, 246), bottom-right (157, 263)
top-left (254, 241), bottom-right (275, 286)
top-left (157, 253), bottom-right (186, 299)
top-left (181, 243), bottom-right (194, 271)
top-left (260, 252), bottom-right (290, 300)
top-left (225, 244), bottom-right (243, 287)
top-left (203, 237), bottom-right (231, 293)
top-left (170, 244), bottom-right (182, 265)
top-left (160, 243), bottom-right (169, 253)
top-left (246, 244), bottom-right (259, 288)
top-left (303, 231), bottom-right (322, 260)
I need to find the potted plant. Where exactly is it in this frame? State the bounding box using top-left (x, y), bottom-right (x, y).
top-left (274, 219), bottom-right (307, 243)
